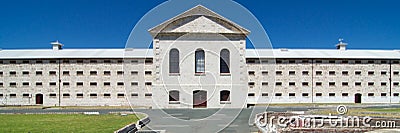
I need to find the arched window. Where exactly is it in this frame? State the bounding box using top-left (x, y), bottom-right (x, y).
top-left (169, 49), bottom-right (179, 73)
top-left (220, 90), bottom-right (230, 102)
top-left (169, 90), bottom-right (180, 102)
top-left (220, 49), bottom-right (230, 73)
top-left (195, 49), bottom-right (205, 73)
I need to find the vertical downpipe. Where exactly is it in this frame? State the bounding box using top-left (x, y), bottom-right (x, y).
top-left (58, 59), bottom-right (61, 106)
top-left (389, 60), bottom-right (392, 104)
top-left (311, 59), bottom-right (314, 103)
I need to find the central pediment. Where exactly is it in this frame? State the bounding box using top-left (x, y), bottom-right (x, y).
top-left (149, 5), bottom-right (250, 37)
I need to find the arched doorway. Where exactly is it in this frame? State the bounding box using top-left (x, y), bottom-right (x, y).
top-left (36, 94), bottom-right (43, 104)
top-left (355, 93), bottom-right (362, 103)
top-left (193, 90), bottom-right (207, 108)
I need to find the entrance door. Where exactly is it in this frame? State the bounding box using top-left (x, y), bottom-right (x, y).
top-left (355, 93), bottom-right (362, 103)
top-left (36, 94), bottom-right (43, 104)
top-left (193, 90), bottom-right (207, 108)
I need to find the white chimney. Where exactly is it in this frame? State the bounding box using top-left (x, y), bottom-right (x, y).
top-left (336, 38), bottom-right (347, 51)
top-left (51, 40), bottom-right (63, 50)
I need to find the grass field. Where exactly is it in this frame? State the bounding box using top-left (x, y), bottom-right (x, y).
top-left (0, 114), bottom-right (143, 132)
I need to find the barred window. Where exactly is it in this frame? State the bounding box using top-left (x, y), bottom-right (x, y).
top-left (195, 49), bottom-right (205, 73)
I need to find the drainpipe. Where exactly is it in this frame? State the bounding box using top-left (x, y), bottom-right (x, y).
top-left (311, 59), bottom-right (314, 103)
top-left (58, 59), bottom-right (61, 106)
top-left (389, 60), bottom-right (392, 104)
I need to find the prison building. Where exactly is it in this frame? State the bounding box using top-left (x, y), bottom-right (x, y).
top-left (0, 5), bottom-right (399, 108)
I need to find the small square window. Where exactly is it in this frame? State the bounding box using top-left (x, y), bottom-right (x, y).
top-left (355, 60), bottom-right (362, 64)
top-left (248, 71), bottom-right (255, 75)
top-left (104, 60), bottom-right (111, 63)
top-left (381, 93), bottom-right (387, 97)
top-left (329, 60), bottom-right (336, 64)
top-left (248, 82), bottom-right (255, 86)
top-left (342, 60), bottom-right (349, 64)
top-left (63, 93), bottom-right (70, 98)
top-left (381, 71), bottom-right (387, 75)
top-left (316, 93), bottom-right (322, 97)
top-left (394, 71), bottom-right (399, 75)
top-left (49, 93), bottom-right (57, 97)
top-left (145, 59), bottom-right (152, 64)
top-left (394, 93), bottom-right (399, 97)
top-left (22, 94), bottom-right (30, 98)
top-left (63, 82), bottom-right (70, 86)
top-left (329, 93), bottom-right (335, 97)
top-left (145, 71), bottom-right (152, 75)
top-left (394, 82), bottom-right (399, 86)
top-left (368, 93), bottom-right (374, 97)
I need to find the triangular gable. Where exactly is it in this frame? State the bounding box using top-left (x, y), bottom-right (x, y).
top-left (148, 5), bottom-right (250, 36)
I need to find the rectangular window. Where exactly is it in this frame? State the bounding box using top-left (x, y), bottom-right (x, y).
top-left (117, 82), bottom-right (124, 86)
top-left (289, 82), bottom-right (295, 86)
top-left (261, 93), bottom-right (268, 97)
top-left (90, 93), bottom-right (97, 98)
top-left (381, 71), bottom-right (387, 75)
top-left (10, 71), bottom-right (16, 75)
top-left (77, 82), bottom-right (83, 86)
top-left (262, 82), bottom-right (268, 86)
top-left (316, 71), bottom-right (322, 76)
top-left (104, 93), bottom-right (111, 98)
top-left (368, 60), bottom-right (375, 64)
top-left (131, 93), bottom-right (139, 97)
top-left (275, 93), bottom-right (282, 97)
top-left (22, 71), bottom-right (29, 75)
top-left (394, 71), bottom-right (399, 75)
top-left (381, 93), bottom-right (387, 97)
top-left (316, 93), bottom-right (322, 97)
top-left (355, 71), bottom-right (361, 75)
top-left (342, 93), bottom-right (349, 97)
top-left (248, 71), bottom-right (255, 76)
top-left (316, 82), bottom-right (322, 86)
top-left (368, 82), bottom-right (374, 86)
top-left (77, 93), bottom-right (84, 98)
top-left (275, 82), bottom-right (282, 86)
top-left (248, 93), bottom-right (255, 96)
top-left (104, 71), bottom-right (111, 75)
top-left (10, 94), bottom-right (17, 98)
top-left (276, 71), bottom-right (282, 75)
top-left (342, 60), bottom-right (349, 64)
top-left (49, 93), bottom-right (57, 98)
top-left (77, 71), bottom-right (84, 76)
top-left (145, 82), bottom-right (152, 86)
top-left (104, 82), bottom-right (110, 86)
top-left (49, 82), bottom-right (56, 86)
top-left (104, 60), bottom-right (111, 63)
top-left (22, 82), bottom-right (29, 86)
top-left (36, 82), bottom-right (43, 86)
top-left (145, 93), bottom-right (152, 97)
top-left (248, 82), bottom-right (255, 87)
top-left (355, 82), bottom-right (362, 86)
top-left (368, 93), bottom-right (374, 96)
top-left (302, 71), bottom-right (309, 75)
top-left (131, 82), bottom-right (138, 86)
top-left (145, 71), bottom-right (152, 75)
top-left (131, 71), bottom-right (138, 75)
top-left (329, 71), bottom-right (335, 75)
top-left (145, 59), bottom-right (152, 64)
top-left (90, 71), bottom-right (97, 75)
top-left (394, 82), bottom-right (399, 86)
top-left (329, 82), bottom-right (335, 86)
top-left (117, 93), bottom-right (125, 98)
top-left (262, 71), bottom-right (268, 75)
top-left (63, 93), bottom-right (70, 98)
top-left (63, 71), bottom-right (69, 76)
top-left (302, 82), bottom-right (309, 86)
top-left (381, 82), bottom-right (387, 86)
top-left (368, 71), bottom-right (374, 75)
top-left (0, 71), bottom-right (3, 76)
top-left (289, 71), bottom-right (295, 75)
top-left (49, 71), bottom-right (56, 75)
top-left (36, 71), bottom-right (43, 76)
top-left (0, 82), bottom-right (3, 87)
top-left (10, 82), bottom-right (17, 87)
top-left (329, 60), bottom-right (336, 64)
top-left (63, 82), bottom-right (70, 86)
top-left (342, 82), bottom-right (349, 86)
top-left (329, 93), bottom-right (335, 97)
top-left (394, 93), bottom-right (399, 97)
top-left (90, 60), bottom-right (97, 63)
top-left (0, 94), bottom-right (3, 98)
top-left (90, 82), bottom-right (97, 86)
top-left (302, 93), bottom-right (309, 97)
top-left (117, 71), bottom-right (124, 75)
top-left (289, 93), bottom-right (295, 97)
top-left (342, 71), bottom-right (349, 76)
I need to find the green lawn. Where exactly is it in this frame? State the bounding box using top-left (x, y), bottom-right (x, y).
top-left (0, 114), bottom-right (143, 133)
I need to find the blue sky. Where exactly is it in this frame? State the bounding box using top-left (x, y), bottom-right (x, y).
top-left (0, 0), bottom-right (399, 49)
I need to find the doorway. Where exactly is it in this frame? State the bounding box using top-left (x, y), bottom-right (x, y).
top-left (36, 94), bottom-right (43, 104)
top-left (193, 90), bottom-right (207, 108)
top-left (355, 93), bottom-right (362, 103)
